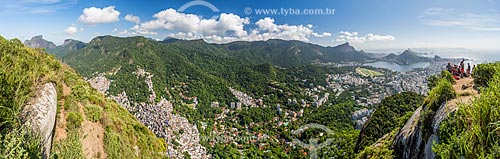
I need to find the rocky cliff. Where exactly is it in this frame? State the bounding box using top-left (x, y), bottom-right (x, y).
top-left (392, 77), bottom-right (477, 159)
top-left (20, 83), bottom-right (57, 159)
top-left (392, 106), bottom-right (424, 159)
top-left (23, 35), bottom-right (56, 49)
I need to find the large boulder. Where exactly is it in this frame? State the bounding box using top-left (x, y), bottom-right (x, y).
top-left (20, 83), bottom-right (57, 159)
top-left (393, 107), bottom-right (424, 159)
top-left (393, 102), bottom-right (454, 159)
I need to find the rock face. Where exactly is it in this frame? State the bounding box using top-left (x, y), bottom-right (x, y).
top-left (393, 102), bottom-right (453, 159)
top-left (393, 107), bottom-right (424, 159)
top-left (20, 83), bottom-right (57, 159)
top-left (61, 39), bottom-right (86, 51)
top-left (23, 35), bottom-right (56, 49)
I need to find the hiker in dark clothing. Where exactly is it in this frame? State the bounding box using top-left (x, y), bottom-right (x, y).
top-left (446, 63), bottom-right (452, 73)
top-left (466, 63), bottom-right (471, 76)
top-left (460, 60), bottom-right (465, 78)
top-left (472, 65), bottom-right (475, 75)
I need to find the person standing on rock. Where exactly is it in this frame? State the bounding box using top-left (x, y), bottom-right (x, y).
top-left (466, 63), bottom-right (471, 77)
top-left (460, 60), bottom-right (465, 78)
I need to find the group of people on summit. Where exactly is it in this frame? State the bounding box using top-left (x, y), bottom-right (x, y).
top-left (446, 59), bottom-right (473, 80)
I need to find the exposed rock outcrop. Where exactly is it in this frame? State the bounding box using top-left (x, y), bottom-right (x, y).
top-left (393, 107), bottom-right (424, 159)
top-left (392, 103), bottom-right (451, 159)
top-left (393, 77), bottom-right (478, 159)
top-left (424, 134), bottom-right (439, 159)
top-left (23, 35), bottom-right (56, 49)
top-left (20, 83), bottom-right (57, 159)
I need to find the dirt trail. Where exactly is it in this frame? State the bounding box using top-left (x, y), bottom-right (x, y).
top-left (54, 83), bottom-right (71, 141)
top-left (79, 103), bottom-right (107, 159)
top-left (446, 76), bottom-right (479, 111)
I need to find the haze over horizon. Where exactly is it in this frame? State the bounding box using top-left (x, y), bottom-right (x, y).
top-left (1, 0), bottom-right (499, 60)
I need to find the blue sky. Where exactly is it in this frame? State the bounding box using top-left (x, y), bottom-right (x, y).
top-left (1, 0), bottom-right (500, 58)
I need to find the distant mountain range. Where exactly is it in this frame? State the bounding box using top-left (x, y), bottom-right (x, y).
top-left (24, 35), bottom-right (440, 65)
top-left (24, 35), bottom-right (56, 49)
top-left (24, 36), bottom-right (86, 57)
top-left (382, 49), bottom-right (441, 65)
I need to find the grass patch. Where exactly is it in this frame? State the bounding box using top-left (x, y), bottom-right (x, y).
top-left (51, 130), bottom-right (84, 159)
top-left (0, 128), bottom-right (42, 158)
top-left (356, 67), bottom-right (383, 77)
top-left (84, 104), bottom-right (103, 122)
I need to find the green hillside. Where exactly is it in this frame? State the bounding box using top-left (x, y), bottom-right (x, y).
top-left (61, 36), bottom-right (366, 158)
top-left (354, 92), bottom-right (424, 152)
top-left (0, 36), bottom-right (165, 158)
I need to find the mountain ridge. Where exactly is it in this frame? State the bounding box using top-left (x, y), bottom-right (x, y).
top-left (382, 49), bottom-right (434, 65)
top-left (24, 35), bottom-right (437, 67)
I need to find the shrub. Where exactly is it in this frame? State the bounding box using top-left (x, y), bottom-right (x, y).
top-left (441, 70), bottom-right (456, 85)
top-left (66, 112), bottom-right (83, 130)
top-left (428, 71), bottom-right (456, 89)
top-left (84, 104), bottom-right (103, 122)
top-left (473, 63), bottom-right (499, 87)
top-left (64, 99), bottom-right (79, 112)
top-left (425, 78), bottom-right (456, 112)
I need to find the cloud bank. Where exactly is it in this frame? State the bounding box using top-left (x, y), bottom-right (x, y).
top-left (117, 8), bottom-right (332, 43)
top-left (335, 31), bottom-right (395, 43)
top-left (78, 6), bottom-right (120, 25)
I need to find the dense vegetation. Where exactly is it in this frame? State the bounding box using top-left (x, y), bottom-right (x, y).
top-left (358, 69), bottom-right (457, 159)
top-left (0, 36), bottom-right (166, 158)
top-left (434, 62), bottom-right (500, 158)
top-left (427, 70), bottom-right (456, 89)
top-left (355, 92), bottom-right (424, 152)
top-left (59, 36), bottom-right (374, 158)
top-left (473, 62), bottom-right (500, 87)
top-left (0, 37), bottom-right (59, 158)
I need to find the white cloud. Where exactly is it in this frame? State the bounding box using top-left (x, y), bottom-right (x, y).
top-left (142, 8), bottom-right (201, 32)
top-left (130, 9), bottom-right (331, 43)
top-left (168, 32), bottom-right (197, 39)
top-left (255, 17), bottom-right (280, 33)
top-left (131, 25), bottom-right (157, 35)
top-left (335, 31), bottom-right (395, 43)
top-left (124, 14), bottom-right (140, 24)
top-left (420, 8), bottom-right (500, 31)
top-left (78, 6), bottom-right (120, 25)
top-left (312, 32), bottom-right (332, 38)
top-left (64, 26), bottom-right (78, 35)
top-left (200, 13), bottom-right (250, 37)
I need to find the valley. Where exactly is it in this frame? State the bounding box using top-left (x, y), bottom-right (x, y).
top-left (36, 35), bottom-right (455, 158)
